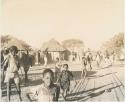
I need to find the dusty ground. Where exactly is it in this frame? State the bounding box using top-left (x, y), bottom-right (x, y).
top-left (1, 60), bottom-right (125, 102)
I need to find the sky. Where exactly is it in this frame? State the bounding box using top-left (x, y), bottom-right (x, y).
top-left (1, 0), bottom-right (125, 49)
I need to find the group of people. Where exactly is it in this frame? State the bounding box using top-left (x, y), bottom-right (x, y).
top-left (1, 45), bottom-right (74, 102)
top-left (27, 64), bottom-right (73, 102)
top-left (1, 45), bottom-right (116, 102)
top-left (80, 51), bottom-right (93, 79)
top-left (80, 50), bottom-right (115, 79)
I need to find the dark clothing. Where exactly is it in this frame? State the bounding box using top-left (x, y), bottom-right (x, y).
top-left (86, 53), bottom-right (93, 70)
top-left (82, 57), bottom-right (87, 66)
top-left (58, 70), bottom-right (73, 91)
top-left (55, 67), bottom-right (61, 81)
top-left (87, 55), bottom-right (92, 63)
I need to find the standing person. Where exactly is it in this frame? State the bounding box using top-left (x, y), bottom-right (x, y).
top-left (81, 56), bottom-right (87, 79)
top-left (57, 64), bottom-right (73, 101)
top-left (86, 52), bottom-right (93, 70)
top-left (104, 50), bottom-right (112, 66)
top-left (18, 51), bottom-right (31, 84)
top-left (95, 52), bottom-right (102, 68)
top-left (44, 54), bottom-right (48, 67)
top-left (3, 46), bottom-right (22, 102)
top-left (55, 57), bottom-right (62, 82)
top-left (27, 69), bottom-right (60, 102)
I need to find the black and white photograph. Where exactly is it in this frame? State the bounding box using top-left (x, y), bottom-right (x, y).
top-left (0, 0), bottom-right (125, 102)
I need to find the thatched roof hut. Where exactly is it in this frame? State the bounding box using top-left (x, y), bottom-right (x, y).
top-left (41, 39), bottom-right (67, 62)
top-left (41, 39), bottom-right (66, 52)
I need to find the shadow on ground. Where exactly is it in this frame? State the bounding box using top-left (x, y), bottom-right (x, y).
top-left (66, 83), bottom-right (121, 101)
top-left (72, 71), bottom-right (97, 80)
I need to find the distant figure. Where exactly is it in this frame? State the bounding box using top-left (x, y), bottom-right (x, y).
top-left (86, 52), bottom-right (93, 70)
top-left (57, 64), bottom-right (73, 101)
top-left (35, 51), bottom-right (40, 65)
top-left (95, 52), bottom-right (102, 68)
top-left (44, 54), bottom-right (48, 66)
top-left (27, 69), bottom-right (60, 102)
top-left (38, 51), bottom-right (41, 64)
top-left (81, 56), bottom-right (87, 79)
top-left (104, 50), bottom-right (112, 66)
top-left (3, 46), bottom-right (22, 102)
top-left (55, 57), bottom-right (62, 82)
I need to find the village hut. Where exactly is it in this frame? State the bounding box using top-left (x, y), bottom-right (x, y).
top-left (62, 39), bottom-right (84, 61)
top-left (41, 39), bottom-right (66, 63)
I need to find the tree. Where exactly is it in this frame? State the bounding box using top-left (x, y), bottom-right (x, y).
top-left (62, 39), bottom-right (84, 49)
top-left (1, 35), bottom-right (31, 50)
top-left (1, 35), bottom-right (11, 46)
top-left (113, 33), bottom-right (124, 48)
top-left (101, 32), bottom-right (124, 55)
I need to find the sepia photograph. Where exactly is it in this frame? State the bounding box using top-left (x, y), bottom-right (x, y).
top-left (0, 0), bottom-right (125, 102)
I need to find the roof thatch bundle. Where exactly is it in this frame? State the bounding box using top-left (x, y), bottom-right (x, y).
top-left (41, 39), bottom-right (66, 52)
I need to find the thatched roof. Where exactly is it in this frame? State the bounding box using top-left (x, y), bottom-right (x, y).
top-left (1, 35), bottom-right (31, 50)
top-left (41, 39), bottom-right (66, 52)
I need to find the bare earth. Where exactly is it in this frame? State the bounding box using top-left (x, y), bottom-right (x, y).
top-left (1, 61), bottom-right (125, 102)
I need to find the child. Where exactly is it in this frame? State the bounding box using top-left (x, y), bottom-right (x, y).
top-left (27, 69), bottom-right (60, 102)
top-left (57, 64), bottom-right (73, 101)
top-left (3, 46), bottom-right (22, 102)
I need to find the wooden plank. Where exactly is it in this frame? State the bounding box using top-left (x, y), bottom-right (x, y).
top-left (71, 79), bottom-right (83, 93)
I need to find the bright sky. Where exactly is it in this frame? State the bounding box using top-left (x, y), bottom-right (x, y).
top-left (1, 0), bottom-right (125, 49)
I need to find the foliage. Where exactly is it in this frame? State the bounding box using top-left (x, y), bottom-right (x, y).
top-left (62, 39), bottom-right (84, 49)
top-left (1, 35), bottom-right (11, 44)
top-left (101, 32), bottom-right (124, 54)
top-left (1, 35), bottom-right (31, 50)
